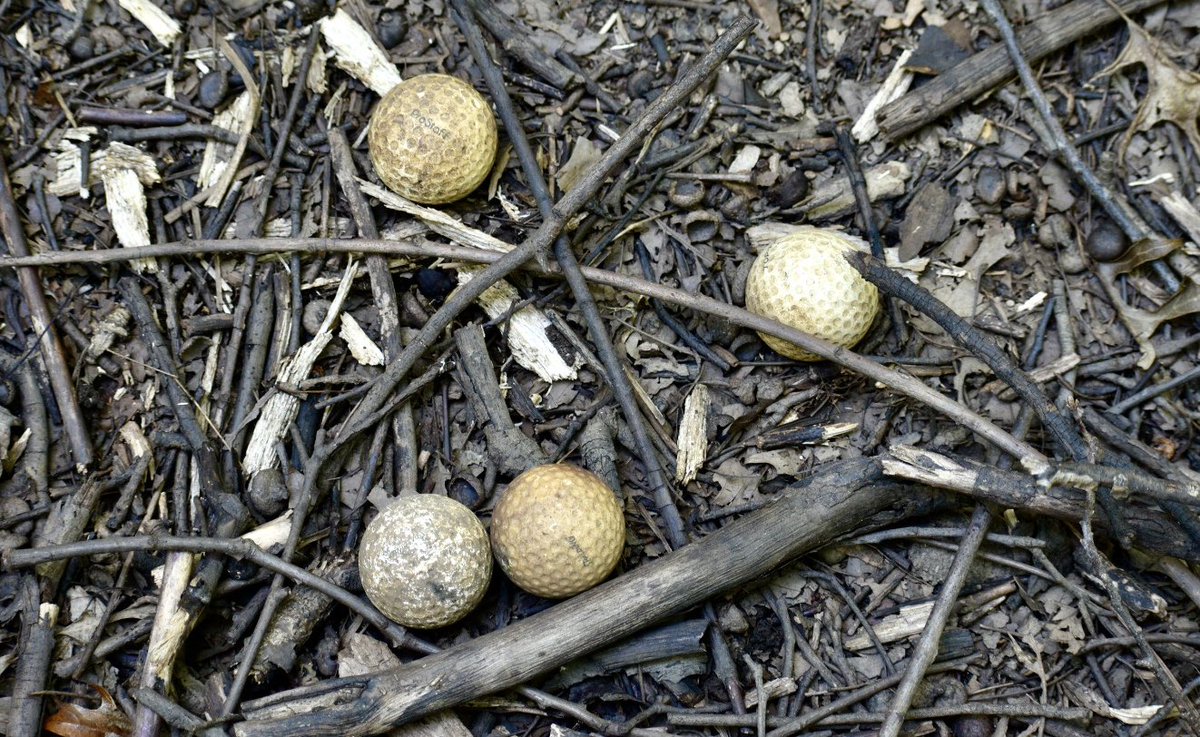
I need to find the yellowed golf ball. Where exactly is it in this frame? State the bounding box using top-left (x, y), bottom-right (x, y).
top-left (368, 74), bottom-right (497, 204)
top-left (359, 494), bottom-right (492, 628)
top-left (490, 464), bottom-right (625, 599)
top-left (744, 227), bottom-right (880, 361)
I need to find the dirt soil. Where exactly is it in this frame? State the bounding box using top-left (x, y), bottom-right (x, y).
top-left (3, 0), bottom-right (1200, 736)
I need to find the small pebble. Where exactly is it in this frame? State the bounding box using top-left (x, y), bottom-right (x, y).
top-left (1085, 219), bottom-right (1130, 262)
top-left (1059, 247), bottom-right (1087, 274)
top-left (767, 167), bottom-right (809, 208)
top-left (448, 477), bottom-right (483, 510)
top-left (416, 268), bottom-right (457, 302)
top-left (377, 11), bottom-right (407, 49)
top-left (197, 69), bottom-right (230, 109)
top-left (974, 166), bottom-right (1005, 206)
top-left (68, 35), bottom-right (94, 61)
top-left (1037, 213), bottom-right (1072, 248)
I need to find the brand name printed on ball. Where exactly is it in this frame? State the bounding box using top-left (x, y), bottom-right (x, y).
top-left (410, 112), bottom-right (450, 140)
top-left (565, 535), bottom-right (593, 567)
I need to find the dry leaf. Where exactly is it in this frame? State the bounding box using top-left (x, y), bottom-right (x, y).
top-left (1095, 18), bottom-right (1200, 160)
top-left (44, 685), bottom-right (131, 737)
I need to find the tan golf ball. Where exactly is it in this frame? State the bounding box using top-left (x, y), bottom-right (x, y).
top-left (368, 73), bottom-right (497, 204)
top-left (490, 464), bottom-right (625, 599)
top-left (744, 227), bottom-right (880, 361)
top-left (359, 494), bottom-right (492, 628)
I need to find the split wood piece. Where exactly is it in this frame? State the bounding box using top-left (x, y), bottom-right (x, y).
top-left (882, 445), bottom-right (1200, 560)
top-left (3, 230), bottom-right (1046, 464)
top-left (5, 577), bottom-right (52, 737)
top-left (95, 143), bottom-right (160, 273)
top-left (465, 0), bottom-right (576, 90)
top-left (249, 553), bottom-right (359, 685)
top-left (675, 383), bottom-right (709, 484)
top-left (0, 156), bottom-right (93, 467)
top-left (454, 323), bottom-right (548, 476)
top-left (116, 0), bottom-right (180, 47)
top-left (319, 8), bottom-right (401, 96)
top-left (359, 180), bottom-right (579, 382)
top-left (876, 0), bottom-right (1169, 141)
top-left (234, 458), bottom-right (936, 737)
top-left (242, 262), bottom-right (358, 475)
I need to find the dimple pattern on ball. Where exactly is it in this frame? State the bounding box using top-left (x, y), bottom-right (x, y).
top-left (744, 227), bottom-right (881, 361)
top-left (490, 464), bottom-right (625, 599)
top-left (359, 494), bottom-right (492, 628)
top-left (368, 74), bottom-right (497, 204)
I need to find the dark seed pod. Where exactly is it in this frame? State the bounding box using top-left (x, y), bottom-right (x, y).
top-left (974, 166), bottom-right (1005, 206)
top-left (197, 69), bottom-right (230, 109)
top-left (1085, 219), bottom-right (1130, 262)
top-left (377, 10), bottom-right (407, 49)
top-left (68, 35), bottom-right (95, 60)
top-left (767, 168), bottom-right (810, 209)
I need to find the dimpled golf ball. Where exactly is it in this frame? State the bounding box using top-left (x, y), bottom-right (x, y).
top-left (359, 494), bottom-right (492, 628)
top-left (490, 464), bottom-right (625, 599)
top-left (368, 73), bottom-right (498, 204)
top-left (744, 227), bottom-right (880, 361)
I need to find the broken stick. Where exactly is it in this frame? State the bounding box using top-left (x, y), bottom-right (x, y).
top-left (235, 458), bottom-right (933, 737)
top-left (876, 0), bottom-right (1167, 141)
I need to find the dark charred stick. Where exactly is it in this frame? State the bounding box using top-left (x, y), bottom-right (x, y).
top-left (553, 50), bottom-right (622, 112)
top-left (226, 266), bottom-right (275, 458)
top-left (847, 251), bottom-right (1087, 462)
top-left (978, 0), bottom-right (1152, 251)
top-left (881, 446), bottom-right (1200, 559)
top-left (119, 278), bottom-right (223, 500)
top-left (5, 576), bottom-right (53, 737)
top-left (633, 236), bottom-right (731, 370)
top-left (876, 0), bottom-right (1169, 140)
top-left (232, 460), bottom-right (924, 737)
top-left (457, 0), bottom-right (693, 543)
top-left (805, 0), bottom-right (823, 114)
top-left (465, 0), bottom-right (576, 90)
top-left (833, 125), bottom-right (907, 348)
top-left (212, 30), bottom-right (318, 438)
top-left (0, 234), bottom-right (1047, 464)
top-left (334, 16), bottom-right (759, 464)
top-left (31, 174), bottom-right (58, 251)
top-left (77, 106), bottom-right (189, 127)
top-left (325, 124), bottom-right (418, 495)
top-left (0, 155), bottom-right (92, 466)
top-left (454, 323), bottom-right (547, 476)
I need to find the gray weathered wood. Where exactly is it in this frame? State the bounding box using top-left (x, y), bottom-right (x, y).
top-left (877, 0), bottom-right (1168, 141)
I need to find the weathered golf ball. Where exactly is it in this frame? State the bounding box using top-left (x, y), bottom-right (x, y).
top-left (359, 494), bottom-right (492, 628)
top-left (744, 227), bottom-right (880, 361)
top-left (490, 464), bottom-right (625, 599)
top-left (368, 73), bottom-right (497, 204)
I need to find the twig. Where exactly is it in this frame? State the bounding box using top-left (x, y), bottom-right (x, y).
top-left (231, 460), bottom-right (920, 737)
top-left (1077, 487), bottom-right (1200, 736)
top-left (333, 16), bottom-right (759, 478)
top-left (0, 154), bottom-right (92, 466)
top-left (1106, 363), bottom-right (1200, 416)
top-left (977, 0), bottom-right (1157, 256)
top-left (672, 701), bottom-right (1091, 727)
top-left (2, 534), bottom-right (415, 649)
top-left (876, 0), bottom-right (1168, 140)
top-left (848, 251), bottom-right (1085, 464)
top-left (805, 0), bottom-right (823, 114)
top-left (452, 0), bottom-right (691, 548)
top-left (878, 506), bottom-right (991, 737)
top-left (0, 233), bottom-right (1046, 464)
